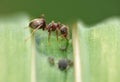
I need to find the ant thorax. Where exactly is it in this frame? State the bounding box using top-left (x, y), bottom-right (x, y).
top-left (47, 22), bottom-right (59, 32)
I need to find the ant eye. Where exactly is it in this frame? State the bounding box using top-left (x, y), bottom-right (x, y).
top-left (58, 59), bottom-right (68, 71)
top-left (61, 28), bottom-right (66, 33)
top-left (60, 26), bottom-right (67, 34)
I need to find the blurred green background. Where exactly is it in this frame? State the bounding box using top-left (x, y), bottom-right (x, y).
top-left (0, 0), bottom-right (120, 24)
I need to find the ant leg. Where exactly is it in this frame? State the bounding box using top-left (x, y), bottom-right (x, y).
top-left (56, 30), bottom-right (58, 41)
top-left (25, 26), bottom-right (40, 41)
top-left (48, 31), bottom-right (51, 45)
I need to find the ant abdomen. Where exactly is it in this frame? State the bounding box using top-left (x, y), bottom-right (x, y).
top-left (29, 18), bottom-right (46, 30)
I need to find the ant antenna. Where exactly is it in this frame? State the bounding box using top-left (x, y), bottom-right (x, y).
top-left (48, 31), bottom-right (51, 45)
top-left (56, 30), bottom-right (58, 41)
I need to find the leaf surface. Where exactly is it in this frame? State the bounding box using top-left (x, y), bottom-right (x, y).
top-left (78, 18), bottom-right (120, 82)
top-left (0, 14), bottom-right (31, 82)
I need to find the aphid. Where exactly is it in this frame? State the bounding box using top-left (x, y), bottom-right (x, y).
top-left (48, 57), bottom-right (55, 66)
top-left (58, 59), bottom-right (68, 71)
top-left (60, 25), bottom-right (69, 40)
top-left (47, 21), bottom-right (61, 42)
top-left (58, 59), bottom-right (73, 71)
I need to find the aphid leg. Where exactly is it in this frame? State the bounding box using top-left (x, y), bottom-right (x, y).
top-left (25, 26), bottom-right (40, 41)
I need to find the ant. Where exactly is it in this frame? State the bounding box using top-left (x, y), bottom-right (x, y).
top-left (28, 15), bottom-right (69, 44)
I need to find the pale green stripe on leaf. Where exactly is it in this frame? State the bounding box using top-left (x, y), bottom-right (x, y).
top-left (78, 18), bottom-right (120, 82)
top-left (0, 14), bottom-right (31, 82)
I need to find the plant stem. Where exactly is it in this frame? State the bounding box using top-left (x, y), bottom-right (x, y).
top-left (31, 31), bottom-right (37, 82)
top-left (72, 24), bottom-right (82, 82)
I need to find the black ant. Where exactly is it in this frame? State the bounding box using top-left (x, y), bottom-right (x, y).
top-left (28, 15), bottom-right (69, 44)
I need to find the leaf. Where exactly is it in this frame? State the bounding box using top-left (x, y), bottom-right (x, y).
top-left (77, 18), bottom-right (120, 82)
top-left (34, 30), bottom-right (74, 82)
top-left (1, 13), bottom-right (120, 82)
top-left (0, 13), bottom-right (74, 82)
top-left (0, 14), bottom-right (31, 82)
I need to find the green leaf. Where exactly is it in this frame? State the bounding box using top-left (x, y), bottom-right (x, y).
top-left (0, 14), bottom-right (31, 82)
top-left (0, 13), bottom-right (74, 82)
top-left (0, 13), bottom-right (120, 82)
top-left (34, 30), bottom-right (74, 82)
top-left (78, 18), bottom-right (120, 82)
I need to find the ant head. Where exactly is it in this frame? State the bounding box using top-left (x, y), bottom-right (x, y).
top-left (60, 25), bottom-right (68, 38)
